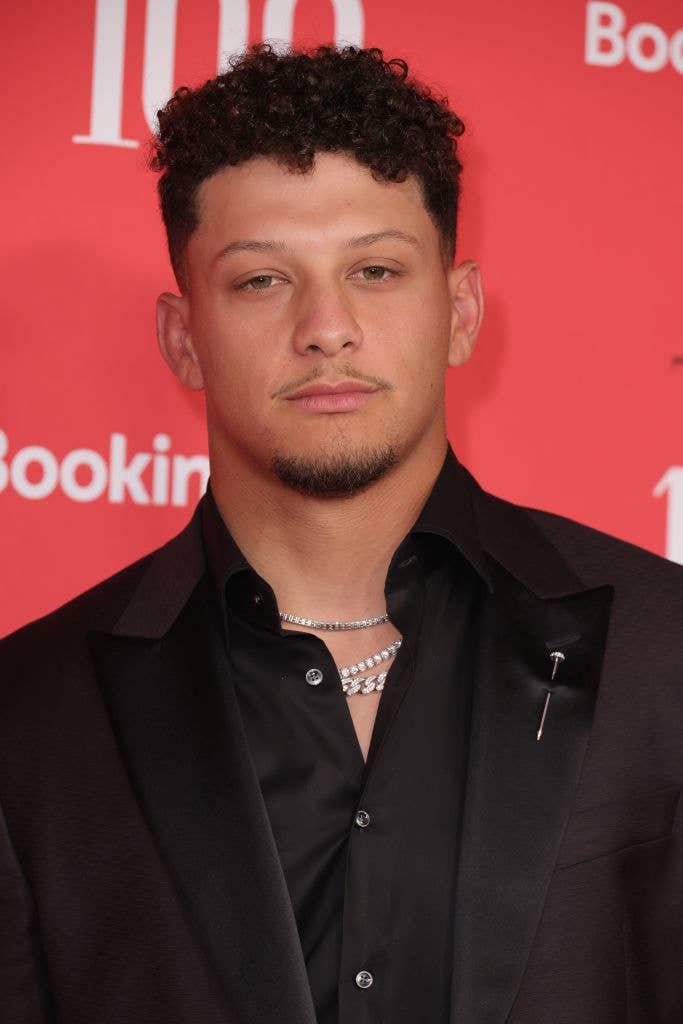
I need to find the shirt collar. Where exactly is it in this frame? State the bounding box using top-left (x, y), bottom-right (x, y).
top-left (409, 444), bottom-right (493, 590)
top-left (201, 481), bottom-right (250, 598)
top-left (200, 443), bottom-right (494, 624)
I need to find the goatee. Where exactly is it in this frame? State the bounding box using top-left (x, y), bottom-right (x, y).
top-left (271, 444), bottom-right (398, 498)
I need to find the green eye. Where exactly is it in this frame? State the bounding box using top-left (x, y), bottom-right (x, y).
top-left (244, 275), bottom-right (273, 290)
top-left (361, 266), bottom-right (390, 281)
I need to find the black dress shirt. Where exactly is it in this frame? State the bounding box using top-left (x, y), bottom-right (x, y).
top-left (201, 446), bottom-right (493, 1023)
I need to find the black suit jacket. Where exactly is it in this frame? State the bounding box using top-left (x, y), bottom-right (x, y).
top-left (1, 457), bottom-right (682, 1023)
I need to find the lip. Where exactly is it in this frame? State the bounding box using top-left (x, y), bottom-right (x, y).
top-left (285, 380), bottom-right (379, 414)
top-left (282, 380), bottom-right (378, 411)
top-left (286, 380), bottom-right (379, 400)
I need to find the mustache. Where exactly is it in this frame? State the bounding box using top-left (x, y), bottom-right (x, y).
top-left (272, 365), bottom-right (394, 400)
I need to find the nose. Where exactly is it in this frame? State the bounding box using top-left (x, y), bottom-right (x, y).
top-left (291, 281), bottom-right (363, 357)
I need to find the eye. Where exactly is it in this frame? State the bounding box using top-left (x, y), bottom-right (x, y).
top-left (356, 265), bottom-right (395, 282)
top-left (237, 274), bottom-right (279, 291)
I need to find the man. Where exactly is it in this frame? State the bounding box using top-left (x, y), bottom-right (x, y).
top-left (1, 42), bottom-right (681, 1024)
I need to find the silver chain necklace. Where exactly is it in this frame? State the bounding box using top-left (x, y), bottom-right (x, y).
top-left (279, 611), bottom-right (389, 631)
top-left (339, 639), bottom-right (402, 696)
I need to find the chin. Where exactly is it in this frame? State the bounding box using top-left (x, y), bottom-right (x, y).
top-left (270, 441), bottom-right (399, 499)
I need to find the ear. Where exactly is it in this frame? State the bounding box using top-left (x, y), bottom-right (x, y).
top-left (156, 292), bottom-right (205, 391)
top-left (446, 259), bottom-right (484, 368)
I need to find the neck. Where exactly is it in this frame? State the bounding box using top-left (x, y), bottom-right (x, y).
top-left (208, 436), bottom-right (448, 620)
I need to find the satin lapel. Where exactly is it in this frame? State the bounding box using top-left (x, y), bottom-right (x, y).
top-left (450, 548), bottom-right (614, 1024)
top-left (89, 577), bottom-right (316, 1024)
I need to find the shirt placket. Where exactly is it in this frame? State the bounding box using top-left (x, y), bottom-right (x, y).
top-left (337, 761), bottom-right (400, 1023)
top-left (336, 633), bottom-right (418, 1023)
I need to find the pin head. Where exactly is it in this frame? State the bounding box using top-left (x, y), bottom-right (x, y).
top-left (549, 650), bottom-right (565, 681)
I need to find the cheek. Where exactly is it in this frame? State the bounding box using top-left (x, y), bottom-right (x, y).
top-left (386, 297), bottom-right (451, 379)
top-left (194, 309), bottom-right (267, 393)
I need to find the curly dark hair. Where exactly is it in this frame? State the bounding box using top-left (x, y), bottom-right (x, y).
top-left (149, 42), bottom-right (465, 289)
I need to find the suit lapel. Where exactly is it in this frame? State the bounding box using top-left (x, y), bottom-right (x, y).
top-left (449, 471), bottom-right (615, 1024)
top-left (88, 508), bottom-right (317, 1024)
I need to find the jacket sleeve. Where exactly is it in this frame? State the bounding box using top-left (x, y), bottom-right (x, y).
top-left (0, 799), bottom-right (56, 1022)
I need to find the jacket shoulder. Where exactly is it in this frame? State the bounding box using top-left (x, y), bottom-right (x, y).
top-left (0, 549), bottom-right (153, 655)
top-left (0, 514), bottom-right (197, 659)
top-left (511, 497), bottom-right (683, 592)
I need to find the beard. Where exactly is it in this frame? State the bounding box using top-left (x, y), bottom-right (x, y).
top-left (271, 442), bottom-right (398, 498)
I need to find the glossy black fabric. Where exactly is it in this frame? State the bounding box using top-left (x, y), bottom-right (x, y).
top-left (200, 449), bottom-right (491, 1023)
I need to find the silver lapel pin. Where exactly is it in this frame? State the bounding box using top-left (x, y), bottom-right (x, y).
top-left (536, 651), bottom-right (565, 742)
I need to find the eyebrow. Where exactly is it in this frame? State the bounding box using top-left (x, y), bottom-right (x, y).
top-left (212, 229), bottom-right (421, 264)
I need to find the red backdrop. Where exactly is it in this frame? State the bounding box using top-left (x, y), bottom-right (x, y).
top-left (2, 0), bottom-right (682, 637)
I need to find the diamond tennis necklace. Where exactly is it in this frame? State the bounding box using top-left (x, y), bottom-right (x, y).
top-left (279, 611), bottom-right (389, 631)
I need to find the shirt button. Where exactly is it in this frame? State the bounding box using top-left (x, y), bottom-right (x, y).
top-left (305, 668), bottom-right (323, 686)
top-left (355, 970), bottom-right (373, 989)
top-left (355, 809), bottom-right (371, 828)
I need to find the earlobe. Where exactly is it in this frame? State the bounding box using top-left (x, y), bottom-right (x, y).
top-left (156, 292), bottom-right (205, 391)
top-left (447, 259), bottom-right (485, 368)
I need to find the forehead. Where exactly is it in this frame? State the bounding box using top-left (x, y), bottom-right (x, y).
top-left (192, 151), bottom-right (434, 249)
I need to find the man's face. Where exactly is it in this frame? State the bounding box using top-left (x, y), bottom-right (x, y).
top-left (160, 151), bottom-right (480, 496)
